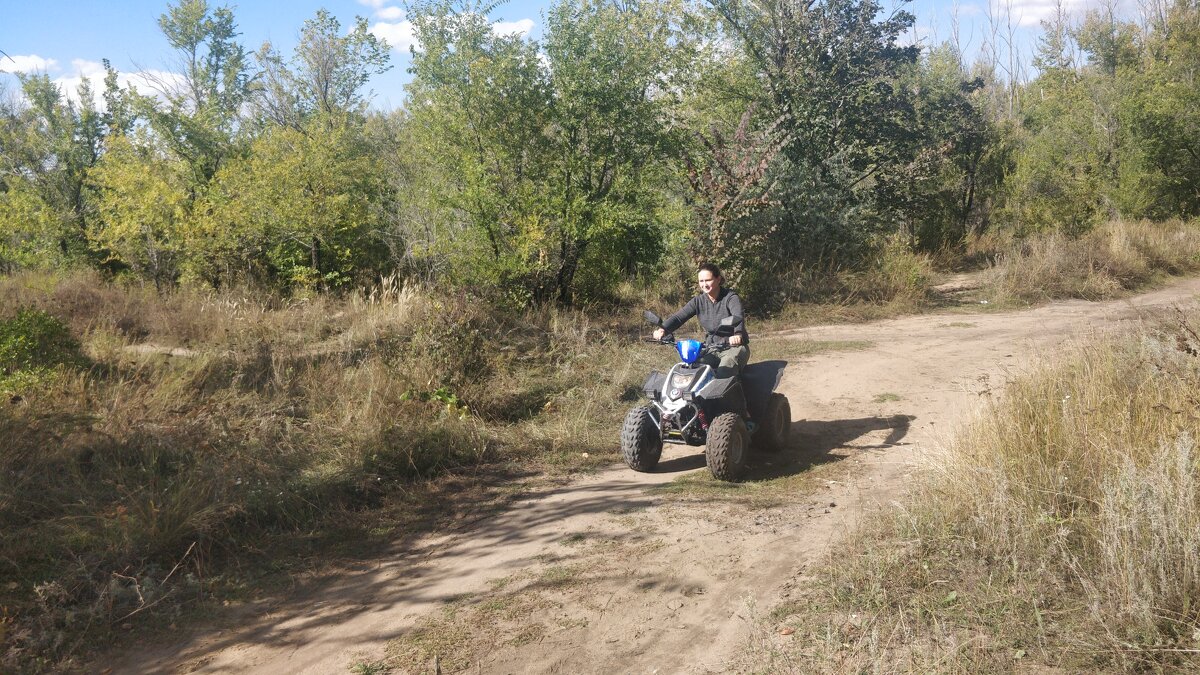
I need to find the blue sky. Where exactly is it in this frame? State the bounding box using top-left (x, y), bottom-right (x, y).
top-left (0, 0), bottom-right (1128, 111)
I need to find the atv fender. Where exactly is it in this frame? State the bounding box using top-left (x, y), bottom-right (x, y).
top-left (642, 371), bottom-right (667, 400)
top-left (742, 360), bottom-right (787, 422)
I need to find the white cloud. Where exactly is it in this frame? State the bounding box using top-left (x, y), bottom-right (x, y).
top-left (358, 0), bottom-right (405, 21)
top-left (377, 6), bottom-right (405, 20)
top-left (0, 53), bottom-right (60, 74)
top-left (369, 14), bottom-right (536, 54)
top-left (992, 0), bottom-right (1112, 28)
top-left (492, 18), bottom-right (535, 37)
top-left (370, 20), bottom-right (419, 53)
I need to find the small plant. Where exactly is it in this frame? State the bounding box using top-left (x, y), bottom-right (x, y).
top-left (400, 386), bottom-right (470, 420)
top-left (0, 307), bottom-right (86, 390)
top-left (348, 659), bottom-right (391, 675)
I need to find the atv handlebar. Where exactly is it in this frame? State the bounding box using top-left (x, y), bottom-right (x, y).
top-left (640, 336), bottom-right (732, 353)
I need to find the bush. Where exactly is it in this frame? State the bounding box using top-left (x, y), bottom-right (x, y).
top-left (0, 308), bottom-right (86, 390)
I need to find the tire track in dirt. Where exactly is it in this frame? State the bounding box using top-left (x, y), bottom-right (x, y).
top-left (105, 279), bottom-right (1200, 674)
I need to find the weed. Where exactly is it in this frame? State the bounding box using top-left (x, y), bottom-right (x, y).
top-left (0, 272), bottom-right (645, 671)
top-left (757, 312), bottom-right (1200, 672)
top-left (978, 219), bottom-right (1200, 304)
top-left (871, 392), bottom-right (901, 403)
top-left (348, 658), bottom-right (391, 674)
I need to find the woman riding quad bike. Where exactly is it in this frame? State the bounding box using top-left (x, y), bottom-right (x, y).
top-left (621, 311), bottom-right (791, 482)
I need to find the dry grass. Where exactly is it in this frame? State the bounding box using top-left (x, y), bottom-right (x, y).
top-left (977, 220), bottom-right (1200, 303)
top-left (753, 242), bottom-right (938, 330)
top-left (4, 218), bottom-right (1200, 670)
top-left (760, 311), bottom-right (1200, 673)
top-left (0, 271), bottom-right (651, 672)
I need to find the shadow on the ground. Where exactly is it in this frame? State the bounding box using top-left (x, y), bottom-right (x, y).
top-left (102, 415), bottom-right (915, 674)
top-left (744, 410), bottom-right (912, 478)
top-left (644, 414), bottom-right (914, 483)
top-left (98, 466), bottom-right (675, 674)
top-left (745, 414), bottom-right (914, 481)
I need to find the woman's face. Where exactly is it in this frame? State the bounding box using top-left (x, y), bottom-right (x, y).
top-left (697, 269), bottom-right (721, 298)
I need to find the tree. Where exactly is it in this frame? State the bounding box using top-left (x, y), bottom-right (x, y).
top-left (683, 106), bottom-right (788, 285)
top-left (1123, 0), bottom-right (1200, 218)
top-left (406, 0), bottom-right (552, 301)
top-left (87, 132), bottom-right (189, 288)
top-left (0, 74), bottom-right (105, 269)
top-left (146, 0), bottom-right (251, 186)
top-left (252, 9), bottom-right (391, 128)
top-left (902, 44), bottom-right (1009, 250)
top-left (407, 0), bottom-right (690, 304)
top-left (195, 118), bottom-right (395, 289)
top-left (541, 0), bottom-right (695, 302)
top-left (700, 0), bottom-right (925, 271)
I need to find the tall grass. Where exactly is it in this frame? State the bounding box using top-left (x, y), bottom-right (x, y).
top-left (0, 271), bottom-right (647, 672)
top-left (771, 314), bottom-right (1200, 672)
top-left (978, 219), bottom-right (1200, 302)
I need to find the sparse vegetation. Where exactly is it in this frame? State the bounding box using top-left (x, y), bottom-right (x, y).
top-left (976, 220), bottom-right (1200, 304)
top-left (763, 312), bottom-right (1200, 672)
top-left (0, 270), bottom-right (657, 671)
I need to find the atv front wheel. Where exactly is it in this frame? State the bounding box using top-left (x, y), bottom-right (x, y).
top-left (706, 412), bottom-right (749, 481)
top-left (621, 405), bottom-right (662, 471)
top-left (754, 393), bottom-right (791, 452)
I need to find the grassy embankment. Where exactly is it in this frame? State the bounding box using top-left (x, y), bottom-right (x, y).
top-left (2, 218), bottom-right (1199, 671)
top-left (756, 220), bottom-right (1200, 673)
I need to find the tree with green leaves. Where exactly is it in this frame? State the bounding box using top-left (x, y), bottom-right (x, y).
top-left (195, 117), bottom-right (395, 289)
top-left (695, 0), bottom-right (928, 285)
top-left (540, 0), bottom-right (695, 302)
top-left (146, 0), bottom-right (251, 186)
top-left (407, 0), bottom-right (691, 304)
top-left (253, 9), bottom-right (391, 128)
top-left (1123, 0), bottom-right (1200, 218)
top-left (0, 74), bottom-right (105, 270)
top-left (87, 131), bottom-right (189, 288)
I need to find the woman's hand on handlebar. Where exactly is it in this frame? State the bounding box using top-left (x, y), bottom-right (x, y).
top-left (653, 327), bottom-right (666, 340)
top-left (729, 333), bottom-right (743, 346)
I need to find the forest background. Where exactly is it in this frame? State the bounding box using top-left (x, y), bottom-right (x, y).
top-left (4, 0), bottom-right (1196, 306)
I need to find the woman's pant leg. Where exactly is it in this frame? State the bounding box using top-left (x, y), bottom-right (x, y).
top-left (716, 345), bottom-right (749, 379)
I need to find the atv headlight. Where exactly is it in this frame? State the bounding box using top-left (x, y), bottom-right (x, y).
top-left (668, 372), bottom-right (697, 399)
top-left (670, 372), bottom-right (696, 390)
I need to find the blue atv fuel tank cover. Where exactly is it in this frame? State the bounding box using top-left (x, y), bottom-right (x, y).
top-left (677, 339), bottom-right (702, 364)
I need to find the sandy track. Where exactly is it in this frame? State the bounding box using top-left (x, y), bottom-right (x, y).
top-left (107, 279), bottom-right (1200, 674)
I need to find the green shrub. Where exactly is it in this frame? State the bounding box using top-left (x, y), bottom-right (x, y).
top-left (0, 308), bottom-right (86, 389)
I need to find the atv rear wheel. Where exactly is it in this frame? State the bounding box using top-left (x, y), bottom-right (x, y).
top-left (706, 412), bottom-right (749, 481)
top-left (621, 405), bottom-right (662, 472)
top-left (754, 393), bottom-right (791, 452)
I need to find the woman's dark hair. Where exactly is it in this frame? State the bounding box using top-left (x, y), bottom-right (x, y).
top-left (698, 262), bottom-right (722, 280)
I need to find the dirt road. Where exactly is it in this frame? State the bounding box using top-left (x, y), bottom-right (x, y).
top-left (109, 279), bottom-right (1200, 674)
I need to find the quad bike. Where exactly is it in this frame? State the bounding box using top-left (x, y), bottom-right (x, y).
top-left (620, 310), bottom-right (791, 482)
